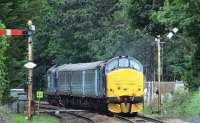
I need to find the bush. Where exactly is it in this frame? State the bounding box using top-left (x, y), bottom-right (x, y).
top-left (162, 88), bottom-right (200, 118)
top-left (0, 22), bottom-right (9, 102)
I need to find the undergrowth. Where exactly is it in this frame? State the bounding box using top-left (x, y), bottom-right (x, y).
top-left (162, 88), bottom-right (200, 118)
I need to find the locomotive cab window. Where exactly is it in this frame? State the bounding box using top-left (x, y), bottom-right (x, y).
top-left (119, 58), bottom-right (129, 68)
top-left (130, 59), bottom-right (143, 72)
top-left (106, 59), bottom-right (118, 72)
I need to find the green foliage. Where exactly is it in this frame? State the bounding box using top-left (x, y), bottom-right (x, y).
top-left (44, 0), bottom-right (121, 64)
top-left (152, 0), bottom-right (200, 88)
top-left (0, 0), bottom-right (48, 95)
top-left (0, 23), bottom-right (9, 101)
top-left (162, 36), bottom-right (196, 81)
top-left (151, 0), bottom-right (200, 40)
top-left (162, 88), bottom-right (200, 117)
top-left (128, 0), bottom-right (165, 34)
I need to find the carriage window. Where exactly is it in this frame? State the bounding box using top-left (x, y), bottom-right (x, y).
top-left (119, 58), bottom-right (129, 68)
top-left (106, 59), bottom-right (118, 72)
top-left (130, 60), bottom-right (142, 71)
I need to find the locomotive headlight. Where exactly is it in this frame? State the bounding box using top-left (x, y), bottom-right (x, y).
top-left (110, 89), bottom-right (113, 92)
top-left (123, 85), bottom-right (128, 91)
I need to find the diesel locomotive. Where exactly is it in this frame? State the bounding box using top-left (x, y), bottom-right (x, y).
top-left (47, 56), bottom-right (144, 114)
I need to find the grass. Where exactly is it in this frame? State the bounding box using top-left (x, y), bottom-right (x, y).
top-left (143, 88), bottom-right (200, 118)
top-left (161, 88), bottom-right (200, 117)
top-left (8, 113), bottom-right (60, 123)
top-left (142, 103), bottom-right (153, 115)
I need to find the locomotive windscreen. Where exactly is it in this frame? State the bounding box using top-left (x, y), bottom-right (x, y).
top-left (105, 56), bottom-right (143, 72)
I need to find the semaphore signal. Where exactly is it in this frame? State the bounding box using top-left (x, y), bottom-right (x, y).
top-left (0, 25), bottom-right (35, 36)
top-left (0, 29), bottom-right (25, 35)
top-left (0, 20), bottom-right (36, 120)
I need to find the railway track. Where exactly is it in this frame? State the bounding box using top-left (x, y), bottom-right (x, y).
top-left (35, 102), bottom-right (94, 123)
top-left (115, 115), bottom-right (135, 123)
top-left (35, 102), bottom-right (164, 123)
top-left (135, 114), bottom-right (164, 123)
top-left (56, 111), bottom-right (95, 123)
top-left (114, 114), bottom-right (164, 123)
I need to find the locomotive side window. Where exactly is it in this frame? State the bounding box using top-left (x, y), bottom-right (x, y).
top-left (130, 60), bottom-right (142, 72)
top-left (106, 59), bottom-right (118, 72)
top-left (71, 71), bottom-right (82, 85)
top-left (119, 58), bottom-right (129, 68)
top-left (85, 70), bottom-right (95, 85)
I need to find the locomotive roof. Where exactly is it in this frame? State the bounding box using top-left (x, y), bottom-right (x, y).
top-left (51, 61), bottom-right (104, 71)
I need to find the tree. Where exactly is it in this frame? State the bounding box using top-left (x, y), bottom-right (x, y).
top-left (0, 22), bottom-right (9, 101)
top-left (0, 0), bottom-right (48, 97)
top-left (40, 0), bottom-right (122, 63)
top-left (151, 0), bottom-right (200, 88)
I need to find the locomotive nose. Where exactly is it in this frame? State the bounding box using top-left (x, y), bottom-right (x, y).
top-left (106, 68), bottom-right (144, 113)
top-left (107, 70), bottom-right (143, 97)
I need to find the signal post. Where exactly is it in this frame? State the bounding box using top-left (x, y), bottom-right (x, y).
top-left (155, 35), bottom-right (161, 113)
top-left (155, 28), bottom-right (178, 113)
top-left (24, 20), bottom-right (36, 120)
top-left (27, 35), bottom-right (33, 119)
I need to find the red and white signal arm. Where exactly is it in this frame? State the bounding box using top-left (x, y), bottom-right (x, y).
top-left (0, 29), bottom-right (24, 36)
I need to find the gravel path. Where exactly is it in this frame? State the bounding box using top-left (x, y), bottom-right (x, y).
top-left (163, 119), bottom-right (190, 123)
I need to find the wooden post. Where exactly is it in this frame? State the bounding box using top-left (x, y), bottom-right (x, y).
top-left (27, 36), bottom-right (33, 120)
top-left (156, 35), bottom-right (161, 113)
top-left (37, 97), bottom-right (40, 114)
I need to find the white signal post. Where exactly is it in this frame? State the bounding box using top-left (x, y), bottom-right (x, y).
top-left (155, 27), bottom-right (178, 113)
top-left (155, 35), bottom-right (161, 113)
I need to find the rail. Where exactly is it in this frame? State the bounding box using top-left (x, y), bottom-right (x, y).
top-left (36, 103), bottom-right (94, 123)
top-left (136, 114), bottom-right (164, 123)
top-left (56, 111), bottom-right (95, 123)
top-left (114, 115), bottom-right (135, 123)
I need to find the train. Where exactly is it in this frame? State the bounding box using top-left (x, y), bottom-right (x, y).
top-left (47, 56), bottom-right (144, 114)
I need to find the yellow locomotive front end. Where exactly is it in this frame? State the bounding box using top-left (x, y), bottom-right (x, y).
top-left (105, 56), bottom-right (144, 114)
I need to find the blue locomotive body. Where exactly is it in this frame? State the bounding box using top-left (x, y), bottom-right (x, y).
top-left (47, 61), bottom-right (105, 98)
